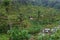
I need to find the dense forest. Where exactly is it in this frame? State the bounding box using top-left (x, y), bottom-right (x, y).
top-left (0, 0), bottom-right (60, 40)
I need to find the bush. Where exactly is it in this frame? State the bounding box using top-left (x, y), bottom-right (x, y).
top-left (7, 27), bottom-right (31, 40)
top-left (28, 25), bottom-right (42, 34)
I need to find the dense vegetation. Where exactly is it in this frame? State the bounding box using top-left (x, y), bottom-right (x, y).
top-left (0, 0), bottom-right (60, 40)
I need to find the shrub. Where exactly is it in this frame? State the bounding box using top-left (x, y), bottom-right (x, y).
top-left (28, 25), bottom-right (42, 34)
top-left (7, 27), bottom-right (31, 40)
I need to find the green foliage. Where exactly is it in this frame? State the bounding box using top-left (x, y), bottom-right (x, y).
top-left (37, 29), bottom-right (60, 40)
top-left (28, 24), bottom-right (42, 34)
top-left (0, 1), bottom-right (60, 40)
top-left (0, 34), bottom-right (9, 40)
top-left (2, 0), bottom-right (11, 7)
top-left (7, 27), bottom-right (31, 40)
